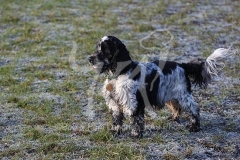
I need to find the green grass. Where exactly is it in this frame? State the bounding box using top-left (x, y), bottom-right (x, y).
top-left (89, 126), bottom-right (113, 143)
top-left (25, 127), bottom-right (46, 140)
top-left (37, 142), bottom-right (83, 155)
top-left (153, 118), bottom-right (170, 130)
top-left (0, 0), bottom-right (239, 159)
top-left (87, 143), bottom-right (145, 160)
top-left (163, 152), bottom-right (181, 160)
top-left (0, 148), bottom-right (23, 159)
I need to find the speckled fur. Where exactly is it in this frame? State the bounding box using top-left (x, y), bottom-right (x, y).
top-left (89, 36), bottom-right (232, 137)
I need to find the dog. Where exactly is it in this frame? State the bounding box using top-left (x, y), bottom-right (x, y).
top-left (88, 36), bottom-right (233, 138)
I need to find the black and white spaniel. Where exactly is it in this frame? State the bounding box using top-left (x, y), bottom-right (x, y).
top-left (88, 36), bottom-right (233, 138)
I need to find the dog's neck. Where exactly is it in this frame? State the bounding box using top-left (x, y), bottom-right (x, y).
top-left (109, 60), bottom-right (132, 77)
top-left (107, 60), bottom-right (141, 81)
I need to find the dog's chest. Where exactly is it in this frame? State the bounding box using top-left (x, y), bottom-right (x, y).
top-left (102, 75), bottom-right (139, 116)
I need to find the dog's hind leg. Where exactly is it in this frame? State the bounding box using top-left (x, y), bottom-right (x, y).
top-left (166, 99), bottom-right (182, 123)
top-left (177, 93), bottom-right (200, 132)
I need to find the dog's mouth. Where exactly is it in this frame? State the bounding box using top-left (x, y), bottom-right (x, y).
top-left (89, 61), bottom-right (105, 73)
top-left (88, 55), bottom-right (110, 73)
top-left (92, 65), bottom-right (98, 69)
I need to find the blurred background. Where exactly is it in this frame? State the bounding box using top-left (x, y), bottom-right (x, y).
top-left (0, 0), bottom-right (239, 159)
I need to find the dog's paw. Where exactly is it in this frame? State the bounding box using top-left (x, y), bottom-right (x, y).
top-left (130, 129), bottom-right (143, 138)
top-left (187, 124), bottom-right (200, 132)
top-left (167, 115), bottom-right (180, 123)
top-left (110, 125), bottom-right (122, 136)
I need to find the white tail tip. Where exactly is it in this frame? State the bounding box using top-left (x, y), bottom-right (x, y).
top-left (205, 47), bottom-right (235, 77)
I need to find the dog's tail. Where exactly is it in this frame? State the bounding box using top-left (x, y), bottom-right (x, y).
top-left (181, 48), bottom-right (234, 87)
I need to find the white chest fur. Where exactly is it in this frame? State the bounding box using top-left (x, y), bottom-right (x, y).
top-left (102, 75), bottom-right (139, 116)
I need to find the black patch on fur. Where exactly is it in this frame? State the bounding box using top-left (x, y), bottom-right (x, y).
top-left (152, 60), bottom-right (177, 75)
top-left (185, 74), bottom-right (192, 92)
top-left (145, 68), bottom-right (160, 106)
top-left (180, 62), bottom-right (206, 87)
top-left (129, 61), bottom-right (141, 81)
top-left (153, 60), bottom-right (192, 92)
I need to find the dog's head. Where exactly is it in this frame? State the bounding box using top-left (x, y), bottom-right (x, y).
top-left (88, 36), bottom-right (131, 74)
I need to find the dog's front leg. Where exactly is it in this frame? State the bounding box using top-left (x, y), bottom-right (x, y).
top-left (110, 111), bottom-right (123, 135)
top-left (130, 114), bottom-right (144, 138)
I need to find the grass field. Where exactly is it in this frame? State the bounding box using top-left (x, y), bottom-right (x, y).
top-left (0, 0), bottom-right (239, 159)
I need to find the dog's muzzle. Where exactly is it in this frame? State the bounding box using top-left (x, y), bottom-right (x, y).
top-left (88, 56), bottom-right (95, 65)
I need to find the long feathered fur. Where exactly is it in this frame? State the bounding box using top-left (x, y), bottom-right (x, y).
top-left (180, 48), bottom-right (234, 88)
top-left (204, 48), bottom-right (234, 77)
